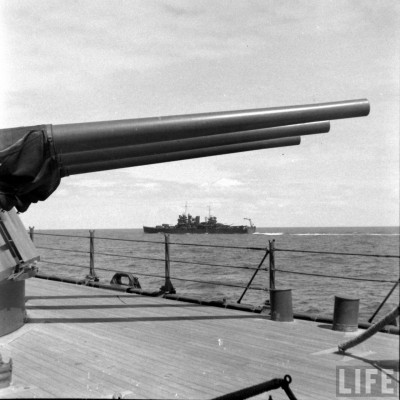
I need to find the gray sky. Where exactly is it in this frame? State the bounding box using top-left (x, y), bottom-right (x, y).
top-left (1, 0), bottom-right (399, 229)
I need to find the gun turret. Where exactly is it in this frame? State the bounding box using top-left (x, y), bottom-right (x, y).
top-left (0, 99), bottom-right (369, 212)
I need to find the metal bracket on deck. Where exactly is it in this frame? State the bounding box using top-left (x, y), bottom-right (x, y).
top-left (110, 272), bottom-right (141, 289)
top-left (0, 209), bottom-right (39, 337)
top-left (7, 264), bottom-right (38, 281)
top-left (0, 209), bottom-right (40, 283)
top-left (159, 278), bottom-right (176, 295)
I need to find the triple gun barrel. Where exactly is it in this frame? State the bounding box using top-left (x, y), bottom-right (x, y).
top-left (53, 98), bottom-right (369, 175)
top-left (0, 98), bottom-right (369, 212)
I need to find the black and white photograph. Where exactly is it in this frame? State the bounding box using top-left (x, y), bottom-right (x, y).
top-left (0, 1), bottom-right (399, 398)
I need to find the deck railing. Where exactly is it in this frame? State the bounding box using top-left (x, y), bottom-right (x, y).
top-left (28, 228), bottom-right (399, 327)
top-left (29, 230), bottom-right (270, 301)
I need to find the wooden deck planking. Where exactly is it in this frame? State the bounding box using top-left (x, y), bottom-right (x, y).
top-left (0, 284), bottom-right (380, 396)
top-left (10, 337), bottom-right (129, 397)
top-left (31, 326), bottom-right (214, 399)
top-left (0, 278), bottom-right (398, 399)
top-left (8, 282), bottom-right (396, 400)
top-left (44, 320), bottom-right (244, 398)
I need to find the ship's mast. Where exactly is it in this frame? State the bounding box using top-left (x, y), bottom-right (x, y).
top-left (244, 218), bottom-right (253, 227)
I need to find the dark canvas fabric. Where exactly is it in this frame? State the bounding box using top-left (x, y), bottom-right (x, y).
top-left (0, 126), bottom-right (61, 212)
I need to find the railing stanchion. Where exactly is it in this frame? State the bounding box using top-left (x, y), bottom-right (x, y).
top-left (29, 226), bottom-right (35, 242)
top-left (86, 229), bottom-right (99, 282)
top-left (269, 239), bottom-right (276, 290)
top-left (161, 234), bottom-right (175, 294)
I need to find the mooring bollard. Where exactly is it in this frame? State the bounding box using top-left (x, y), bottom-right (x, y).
top-left (332, 295), bottom-right (360, 332)
top-left (270, 288), bottom-right (293, 322)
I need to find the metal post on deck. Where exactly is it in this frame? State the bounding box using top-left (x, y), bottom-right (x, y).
top-left (269, 240), bottom-right (276, 290)
top-left (86, 230), bottom-right (99, 282)
top-left (268, 240), bottom-right (294, 322)
top-left (29, 226), bottom-right (34, 242)
top-left (161, 234), bottom-right (175, 294)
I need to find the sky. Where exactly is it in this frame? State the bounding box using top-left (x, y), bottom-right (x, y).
top-left (0, 0), bottom-right (399, 229)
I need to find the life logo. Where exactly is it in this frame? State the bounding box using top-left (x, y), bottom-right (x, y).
top-left (336, 366), bottom-right (399, 398)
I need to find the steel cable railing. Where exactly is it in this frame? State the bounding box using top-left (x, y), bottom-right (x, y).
top-left (38, 258), bottom-right (266, 290)
top-left (274, 268), bottom-right (397, 283)
top-left (29, 230), bottom-right (399, 320)
top-left (275, 247), bottom-right (400, 258)
top-left (33, 231), bottom-right (268, 250)
top-left (36, 245), bottom-right (266, 272)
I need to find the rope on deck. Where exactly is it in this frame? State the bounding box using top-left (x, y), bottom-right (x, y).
top-left (338, 306), bottom-right (400, 352)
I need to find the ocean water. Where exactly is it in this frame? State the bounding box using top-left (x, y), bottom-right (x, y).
top-left (32, 226), bottom-right (399, 322)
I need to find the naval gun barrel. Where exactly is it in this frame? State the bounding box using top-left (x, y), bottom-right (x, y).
top-left (65, 136), bottom-right (302, 175)
top-left (60, 121), bottom-right (330, 174)
top-left (52, 98), bottom-right (369, 153)
top-left (0, 98), bottom-right (370, 212)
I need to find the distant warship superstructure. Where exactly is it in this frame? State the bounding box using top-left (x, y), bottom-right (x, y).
top-left (143, 210), bottom-right (256, 234)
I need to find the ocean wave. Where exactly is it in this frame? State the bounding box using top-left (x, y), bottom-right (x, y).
top-left (367, 233), bottom-right (400, 236)
top-left (290, 233), bottom-right (399, 236)
top-left (254, 232), bottom-right (284, 235)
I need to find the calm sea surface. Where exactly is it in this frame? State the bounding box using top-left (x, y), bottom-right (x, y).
top-left (32, 226), bottom-right (399, 322)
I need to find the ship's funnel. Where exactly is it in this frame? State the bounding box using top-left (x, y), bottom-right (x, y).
top-left (0, 99), bottom-right (370, 212)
